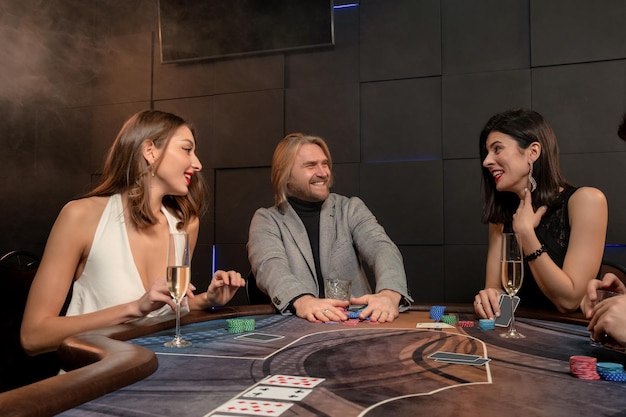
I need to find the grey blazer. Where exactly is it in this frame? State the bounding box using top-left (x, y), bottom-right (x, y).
top-left (247, 193), bottom-right (412, 313)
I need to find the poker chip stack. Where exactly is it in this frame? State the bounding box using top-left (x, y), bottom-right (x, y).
top-left (458, 320), bottom-right (475, 328)
top-left (569, 356), bottom-right (600, 380)
top-left (478, 319), bottom-right (495, 331)
top-left (597, 362), bottom-right (626, 382)
top-left (430, 305), bottom-right (446, 321)
top-left (441, 314), bottom-right (457, 325)
top-left (226, 318), bottom-right (255, 334)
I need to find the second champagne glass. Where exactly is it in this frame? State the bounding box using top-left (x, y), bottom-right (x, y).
top-left (500, 232), bottom-right (525, 339)
top-left (164, 231), bottom-right (192, 348)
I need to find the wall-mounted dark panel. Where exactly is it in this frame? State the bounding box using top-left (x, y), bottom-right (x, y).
top-left (442, 70), bottom-right (531, 159)
top-left (360, 161), bottom-right (443, 246)
top-left (213, 243), bottom-right (252, 306)
top-left (442, 0), bottom-right (529, 75)
top-left (530, 0), bottom-right (626, 67)
top-left (286, 3), bottom-right (359, 88)
top-left (90, 33), bottom-right (153, 106)
top-left (211, 90), bottom-right (284, 168)
top-left (93, 0), bottom-right (157, 37)
top-left (360, 0), bottom-right (441, 81)
top-left (444, 244), bottom-right (487, 303)
top-left (532, 60), bottom-right (626, 154)
top-left (153, 53), bottom-right (285, 100)
top-left (215, 167), bottom-right (273, 244)
top-left (443, 159), bottom-right (485, 245)
top-left (399, 245), bottom-right (445, 303)
top-left (561, 152), bottom-right (626, 244)
top-left (285, 84), bottom-right (360, 164)
top-left (330, 163), bottom-right (361, 200)
top-left (361, 77), bottom-right (441, 163)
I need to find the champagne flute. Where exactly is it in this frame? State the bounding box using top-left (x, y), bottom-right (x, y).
top-left (500, 232), bottom-right (525, 339)
top-left (164, 232), bottom-right (192, 347)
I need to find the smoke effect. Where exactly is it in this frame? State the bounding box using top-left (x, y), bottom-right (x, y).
top-left (0, 0), bottom-right (99, 106)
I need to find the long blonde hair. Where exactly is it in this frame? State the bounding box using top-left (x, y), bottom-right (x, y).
top-left (271, 133), bottom-right (333, 208)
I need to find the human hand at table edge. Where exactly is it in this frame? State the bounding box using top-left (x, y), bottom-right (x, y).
top-left (587, 293), bottom-right (626, 347)
top-left (474, 287), bottom-right (505, 320)
top-left (350, 289), bottom-right (401, 323)
top-left (580, 273), bottom-right (626, 317)
top-left (292, 295), bottom-right (349, 322)
top-left (197, 270), bottom-right (245, 308)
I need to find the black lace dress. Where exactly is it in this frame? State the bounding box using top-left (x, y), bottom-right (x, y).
top-left (505, 185), bottom-right (578, 311)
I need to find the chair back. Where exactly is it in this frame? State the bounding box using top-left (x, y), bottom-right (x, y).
top-left (0, 251), bottom-right (61, 392)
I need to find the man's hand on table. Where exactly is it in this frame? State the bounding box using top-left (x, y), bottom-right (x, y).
top-left (293, 295), bottom-right (349, 323)
top-left (350, 289), bottom-right (401, 323)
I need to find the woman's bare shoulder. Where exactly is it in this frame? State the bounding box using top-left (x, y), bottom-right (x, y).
top-left (58, 196), bottom-right (110, 225)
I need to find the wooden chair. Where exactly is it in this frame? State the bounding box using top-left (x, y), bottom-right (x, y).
top-left (0, 250), bottom-right (61, 393)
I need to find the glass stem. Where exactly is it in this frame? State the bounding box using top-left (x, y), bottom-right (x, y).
top-left (509, 295), bottom-right (516, 333)
top-left (175, 299), bottom-right (182, 340)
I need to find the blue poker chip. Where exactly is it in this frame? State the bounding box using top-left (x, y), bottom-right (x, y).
top-left (597, 362), bottom-right (624, 374)
top-left (599, 371), bottom-right (626, 382)
top-left (478, 319), bottom-right (495, 331)
top-left (430, 305), bottom-right (446, 320)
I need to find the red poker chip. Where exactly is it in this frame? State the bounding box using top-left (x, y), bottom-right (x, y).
top-left (570, 356), bottom-right (600, 380)
top-left (458, 321), bottom-right (475, 327)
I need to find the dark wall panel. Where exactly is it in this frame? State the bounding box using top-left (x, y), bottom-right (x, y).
top-left (442, 0), bottom-right (530, 75)
top-left (530, 0), bottom-right (626, 67)
top-left (444, 245), bottom-right (488, 302)
top-left (444, 159), bottom-right (485, 245)
top-left (399, 246), bottom-right (445, 303)
top-left (360, 0), bottom-right (441, 81)
top-left (361, 78), bottom-right (442, 162)
top-left (531, 61), bottom-right (626, 154)
top-left (285, 84), bottom-right (360, 164)
top-left (360, 161), bottom-right (443, 245)
top-left (442, 70), bottom-right (531, 159)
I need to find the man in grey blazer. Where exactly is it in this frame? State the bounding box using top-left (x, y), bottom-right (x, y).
top-left (247, 133), bottom-right (412, 323)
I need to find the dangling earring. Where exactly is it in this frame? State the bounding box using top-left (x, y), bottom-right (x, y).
top-left (528, 161), bottom-right (537, 192)
top-left (150, 164), bottom-right (155, 177)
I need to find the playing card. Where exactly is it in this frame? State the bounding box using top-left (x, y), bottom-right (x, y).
top-left (435, 357), bottom-right (491, 366)
top-left (494, 294), bottom-right (521, 327)
top-left (234, 333), bottom-right (285, 343)
top-left (416, 322), bottom-right (455, 329)
top-left (215, 399), bottom-right (292, 416)
top-left (244, 386), bottom-right (312, 401)
top-left (428, 351), bottom-right (481, 361)
top-left (262, 374), bottom-right (325, 388)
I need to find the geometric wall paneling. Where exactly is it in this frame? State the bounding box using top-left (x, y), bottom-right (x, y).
top-left (214, 167), bottom-right (273, 244)
top-left (443, 159), bottom-right (486, 245)
top-left (361, 77), bottom-right (442, 163)
top-left (441, 0), bottom-right (530, 75)
top-left (530, 0), bottom-right (626, 67)
top-left (286, 3), bottom-right (359, 89)
top-left (399, 245), bottom-right (445, 303)
top-left (444, 244), bottom-right (488, 303)
top-left (360, 160), bottom-right (444, 246)
top-left (360, 0), bottom-right (441, 81)
top-left (212, 243), bottom-right (252, 306)
top-left (531, 60), bottom-right (626, 154)
top-left (442, 70), bottom-right (532, 159)
top-left (285, 84), bottom-right (361, 164)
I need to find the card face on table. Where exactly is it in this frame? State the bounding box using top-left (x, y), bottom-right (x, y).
top-left (244, 386), bottom-right (312, 401)
top-left (215, 399), bottom-right (293, 416)
top-left (262, 374), bottom-right (325, 388)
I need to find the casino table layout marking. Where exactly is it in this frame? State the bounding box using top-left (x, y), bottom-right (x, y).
top-left (129, 315), bottom-right (493, 417)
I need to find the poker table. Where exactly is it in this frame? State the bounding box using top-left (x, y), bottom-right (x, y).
top-left (2, 304), bottom-right (626, 417)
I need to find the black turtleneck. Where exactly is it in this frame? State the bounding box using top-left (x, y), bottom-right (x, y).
top-left (288, 196), bottom-right (325, 297)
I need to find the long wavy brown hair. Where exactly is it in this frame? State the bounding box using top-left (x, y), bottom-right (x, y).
top-left (86, 110), bottom-right (207, 229)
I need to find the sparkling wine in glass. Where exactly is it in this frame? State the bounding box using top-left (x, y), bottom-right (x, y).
top-left (500, 232), bottom-right (525, 339)
top-left (164, 232), bottom-right (192, 348)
